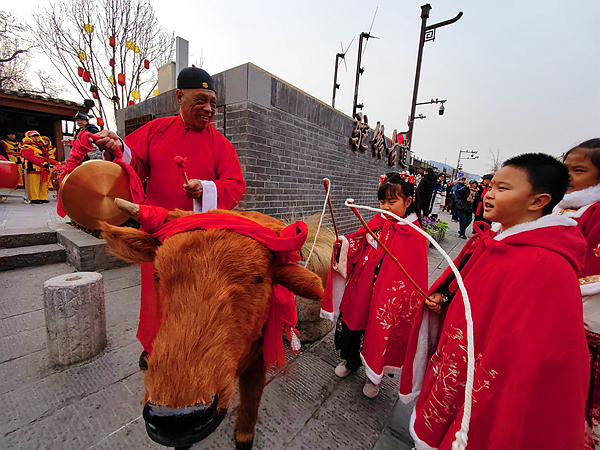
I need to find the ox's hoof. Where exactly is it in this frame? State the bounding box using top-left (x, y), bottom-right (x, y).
top-left (235, 438), bottom-right (254, 450)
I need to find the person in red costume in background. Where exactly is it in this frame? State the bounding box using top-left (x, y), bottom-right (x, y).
top-left (21, 131), bottom-right (60, 204)
top-left (554, 138), bottom-right (600, 448)
top-left (1, 132), bottom-right (24, 187)
top-left (94, 67), bottom-right (246, 369)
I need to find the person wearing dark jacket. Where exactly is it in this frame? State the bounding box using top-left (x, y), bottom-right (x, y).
top-left (417, 169), bottom-right (437, 217)
top-left (456, 180), bottom-right (478, 239)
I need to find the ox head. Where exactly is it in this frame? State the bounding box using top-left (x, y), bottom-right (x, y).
top-left (100, 203), bottom-right (324, 447)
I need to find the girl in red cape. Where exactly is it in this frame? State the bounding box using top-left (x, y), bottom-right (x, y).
top-left (555, 138), bottom-right (600, 448)
top-left (321, 172), bottom-right (428, 398)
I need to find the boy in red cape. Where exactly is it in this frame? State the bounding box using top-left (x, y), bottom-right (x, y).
top-left (400, 153), bottom-right (589, 449)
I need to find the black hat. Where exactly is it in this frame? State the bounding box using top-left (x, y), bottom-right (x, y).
top-left (74, 111), bottom-right (89, 121)
top-left (482, 173), bottom-right (494, 181)
top-left (177, 67), bottom-right (216, 92)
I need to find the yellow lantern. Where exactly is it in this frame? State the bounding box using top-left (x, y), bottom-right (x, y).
top-left (108, 76), bottom-right (115, 86)
top-left (131, 90), bottom-right (140, 100)
top-left (78, 51), bottom-right (87, 61)
top-left (125, 40), bottom-right (135, 50)
top-left (83, 23), bottom-right (93, 34)
top-left (134, 46), bottom-right (140, 54)
top-left (153, 89), bottom-right (159, 97)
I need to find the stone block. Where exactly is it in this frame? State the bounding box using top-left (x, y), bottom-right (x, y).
top-left (296, 318), bottom-right (334, 343)
top-left (43, 272), bottom-right (107, 366)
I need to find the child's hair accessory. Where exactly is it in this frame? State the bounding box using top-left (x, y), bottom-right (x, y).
top-left (379, 172), bottom-right (416, 185)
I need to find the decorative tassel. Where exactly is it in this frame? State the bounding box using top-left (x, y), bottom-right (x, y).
top-left (289, 328), bottom-right (301, 353)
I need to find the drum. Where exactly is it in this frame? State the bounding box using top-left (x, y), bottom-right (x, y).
top-left (60, 160), bottom-right (132, 229)
top-left (0, 160), bottom-right (20, 189)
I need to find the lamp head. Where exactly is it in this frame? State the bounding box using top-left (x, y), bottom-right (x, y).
top-left (439, 104), bottom-right (445, 115)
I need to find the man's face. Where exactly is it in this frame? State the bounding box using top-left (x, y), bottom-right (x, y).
top-left (564, 148), bottom-right (600, 193)
top-left (176, 88), bottom-right (216, 131)
top-left (483, 179), bottom-right (491, 187)
top-left (76, 119), bottom-right (88, 129)
top-left (483, 165), bottom-right (543, 229)
top-left (7, 134), bottom-right (15, 141)
top-left (31, 134), bottom-right (42, 143)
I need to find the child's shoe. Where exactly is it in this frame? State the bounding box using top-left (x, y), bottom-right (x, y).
top-left (363, 378), bottom-right (380, 398)
top-left (334, 360), bottom-right (351, 378)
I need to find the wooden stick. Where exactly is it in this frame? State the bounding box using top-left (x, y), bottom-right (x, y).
top-left (347, 201), bottom-right (433, 303)
top-left (323, 179), bottom-right (340, 241)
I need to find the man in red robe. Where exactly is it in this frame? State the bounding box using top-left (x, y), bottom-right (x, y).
top-left (95, 67), bottom-right (246, 364)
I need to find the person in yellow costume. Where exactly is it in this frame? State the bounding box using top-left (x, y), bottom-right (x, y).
top-left (1, 132), bottom-right (24, 187)
top-left (41, 136), bottom-right (59, 190)
top-left (21, 131), bottom-right (60, 204)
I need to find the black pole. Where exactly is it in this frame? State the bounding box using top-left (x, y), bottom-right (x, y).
top-left (406, 4), bottom-right (431, 154)
top-left (332, 53), bottom-right (342, 108)
top-left (352, 33), bottom-right (365, 119)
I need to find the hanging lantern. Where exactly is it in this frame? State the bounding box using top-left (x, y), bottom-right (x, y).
top-left (83, 23), bottom-right (93, 34)
top-left (96, 117), bottom-right (104, 127)
top-left (128, 100), bottom-right (135, 106)
top-left (90, 84), bottom-right (98, 93)
top-left (117, 73), bottom-right (125, 86)
top-left (109, 36), bottom-right (116, 47)
top-left (82, 71), bottom-right (91, 82)
top-left (134, 46), bottom-right (140, 54)
top-left (131, 90), bottom-right (140, 100)
top-left (109, 58), bottom-right (115, 67)
top-left (78, 51), bottom-right (87, 61)
top-left (92, 92), bottom-right (99, 99)
top-left (153, 89), bottom-right (159, 97)
top-left (144, 59), bottom-right (150, 69)
top-left (77, 67), bottom-right (84, 77)
top-left (125, 40), bottom-right (135, 51)
top-left (108, 76), bottom-right (115, 86)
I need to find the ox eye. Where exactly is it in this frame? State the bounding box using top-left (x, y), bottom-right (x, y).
top-left (252, 276), bottom-right (264, 284)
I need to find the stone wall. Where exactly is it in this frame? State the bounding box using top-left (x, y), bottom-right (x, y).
top-left (118, 63), bottom-right (395, 234)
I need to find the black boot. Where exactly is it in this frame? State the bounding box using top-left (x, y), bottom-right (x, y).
top-left (139, 350), bottom-right (149, 370)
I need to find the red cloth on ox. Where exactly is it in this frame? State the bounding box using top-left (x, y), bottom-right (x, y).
top-left (321, 213), bottom-right (428, 382)
top-left (400, 217), bottom-right (589, 450)
top-left (138, 204), bottom-right (307, 367)
top-left (56, 131), bottom-right (145, 217)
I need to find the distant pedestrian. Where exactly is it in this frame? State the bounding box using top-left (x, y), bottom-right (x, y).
top-left (417, 169), bottom-right (437, 217)
top-left (430, 173), bottom-right (446, 215)
top-left (473, 174), bottom-right (493, 231)
top-left (322, 172), bottom-right (428, 398)
top-left (451, 176), bottom-right (466, 221)
top-left (456, 180), bottom-right (478, 239)
top-left (443, 182), bottom-right (454, 212)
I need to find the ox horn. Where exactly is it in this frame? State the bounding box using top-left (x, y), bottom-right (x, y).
top-left (114, 198), bottom-right (140, 222)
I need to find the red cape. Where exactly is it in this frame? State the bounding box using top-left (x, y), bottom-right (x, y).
top-left (401, 215), bottom-right (589, 450)
top-left (322, 213), bottom-right (428, 382)
top-left (138, 205), bottom-right (307, 368)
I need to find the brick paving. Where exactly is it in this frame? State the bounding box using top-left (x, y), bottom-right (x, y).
top-left (0, 197), bottom-right (466, 450)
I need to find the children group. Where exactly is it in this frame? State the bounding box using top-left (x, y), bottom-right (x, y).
top-left (321, 140), bottom-right (600, 449)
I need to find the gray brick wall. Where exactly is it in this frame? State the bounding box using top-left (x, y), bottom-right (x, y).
top-left (118, 63), bottom-right (396, 235)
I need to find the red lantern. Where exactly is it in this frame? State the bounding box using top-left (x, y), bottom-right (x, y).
top-left (144, 59), bottom-right (150, 69)
top-left (82, 71), bottom-right (91, 82)
top-left (117, 73), bottom-right (125, 86)
top-left (128, 100), bottom-right (135, 106)
top-left (96, 117), bottom-right (104, 127)
top-left (92, 92), bottom-right (99, 99)
top-left (77, 67), bottom-right (84, 77)
top-left (109, 58), bottom-right (115, 67)
top-left (109, 36), bottom-right (116, 47)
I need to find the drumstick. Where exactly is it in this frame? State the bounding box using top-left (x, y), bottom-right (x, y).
top-left (173, 156), bottom-right (189, 184)
top-left (323, 179), bottom-right (340, 242)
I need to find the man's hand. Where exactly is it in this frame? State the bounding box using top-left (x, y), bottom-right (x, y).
top-left (425, 291), bottom-right (444, 314)
top-left (184, 179), bottom-right (203, 199)
top-left (94, 130), bottom-right (123, 155)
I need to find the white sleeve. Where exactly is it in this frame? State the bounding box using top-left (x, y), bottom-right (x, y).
top-left (192, 180), bottom-right (217, 213)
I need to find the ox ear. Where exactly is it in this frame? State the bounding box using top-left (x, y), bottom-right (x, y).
top-left (272, 264), bottom-right (325, 301)
top-left (99, 221), bottom-right (160, 264)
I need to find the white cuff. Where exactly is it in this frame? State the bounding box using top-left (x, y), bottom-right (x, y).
top-left (193, 180), bottom-right (217, 213)
top-left (121, 141), bottom-right (132, 164)
top-left (331, 236), bottom-right (349, 278)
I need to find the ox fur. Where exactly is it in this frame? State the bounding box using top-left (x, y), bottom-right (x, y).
top-left (99, 209), bottom-right (324, 449)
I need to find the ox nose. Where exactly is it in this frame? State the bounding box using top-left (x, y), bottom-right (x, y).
top-left (143, 395), bottom-right (227, 448)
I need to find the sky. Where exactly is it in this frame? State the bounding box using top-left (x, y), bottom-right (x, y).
top-left (6, 0), bottom-right (600, 175)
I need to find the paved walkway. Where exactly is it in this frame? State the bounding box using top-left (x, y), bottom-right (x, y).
top-left (0, 195), bottom-right (466, 450)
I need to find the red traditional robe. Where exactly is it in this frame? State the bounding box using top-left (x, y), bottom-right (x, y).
top-left (121, 114), bottom-right (246, 353)
top-left (555, 184), bottom-right (600, 433)
top-left (400, 214), bottom-right (589, 450)
top-left (321, 213), bottom-right (428, 384)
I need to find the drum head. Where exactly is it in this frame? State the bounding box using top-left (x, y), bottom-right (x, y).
top-left (60, 160), bottom-right (132, 229)
top-left (0, 160), bottom-right (19, 189)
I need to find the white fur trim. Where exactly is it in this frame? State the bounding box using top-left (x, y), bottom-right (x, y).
top-left (360, 353), bottom-right (402, 385)
top-left (320, 308), bottom-right (334, 321)
top-left (320, 270), bottom-right (346, 323)
top-left (493, 214), bottom-right (577, 241)
top-left (192, 180), bottom-right (217, 213)
top-left (583, 292), bottom-right (600, 334)
top-left (410, 407), bottom-right (438, 450)
top-left (332, 236), bottom-right (349, 278)
top-left (554, 184), bottom-right (600, 211)
top-left (582, 282), bottom-right (600, 297)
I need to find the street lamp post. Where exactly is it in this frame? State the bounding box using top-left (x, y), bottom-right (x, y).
top-left (453, 149), bottom-right (479, 181)
top-left (405, 4), bottom-right (462, 154)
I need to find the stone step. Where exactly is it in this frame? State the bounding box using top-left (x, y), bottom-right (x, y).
top-left (0, 244), bottom-right (66, 271)
top-left (0, 228), bottom-right (57, 249)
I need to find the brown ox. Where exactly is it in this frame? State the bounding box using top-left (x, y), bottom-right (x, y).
top-left (100, 203), bottom-right (324, 450)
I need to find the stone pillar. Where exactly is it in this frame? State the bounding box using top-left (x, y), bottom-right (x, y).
top-left (43, 272), bottom-right (107, 366)
top-left (295, 295), bottom-right (334, 342)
